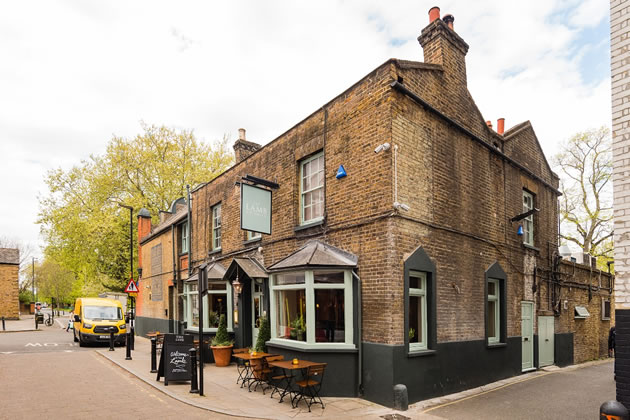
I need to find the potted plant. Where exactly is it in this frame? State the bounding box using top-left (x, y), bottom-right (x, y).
top-left (409, 327), bottom-right (415, 341)
top-left (290, 316), bottom-right (306, 341)
top-left (210, 314), bottom-right (233, 366)
top-left (254, 315), bottom-right (271, 352)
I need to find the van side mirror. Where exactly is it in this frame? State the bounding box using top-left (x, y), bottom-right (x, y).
top-left (74, 315), bottom-right (80, 322)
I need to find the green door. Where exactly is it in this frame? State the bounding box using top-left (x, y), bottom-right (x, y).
top-left (521, 302), bottom-right (534, 371)
top-left (538, 316), bottom-right (555, 367)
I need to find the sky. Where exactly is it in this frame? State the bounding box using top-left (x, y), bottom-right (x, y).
top-left (0, 0), bottom-right (612, 258)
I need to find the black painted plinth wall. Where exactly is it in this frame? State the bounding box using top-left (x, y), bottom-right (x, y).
top-left (136, 316), bottom-right (173, 337)
top-left (554, 333), bottom-right (574, 367)
top-left (363, 338), bottom-right (521, 407)
top-left (616, 309), bottom-right (630, 407)
top-left (266, 343), bottom-right (358, 397)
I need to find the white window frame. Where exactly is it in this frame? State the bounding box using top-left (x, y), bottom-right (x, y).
top-left (523, 190), bottom-right (534, 246)
top-left (181, 221), bottom-right (188, 253)
top-left (247, 230), bottom-right (262, 241)
top-left (269, 270), bottom-right (354, 350)
top-left (409, 271), bottom-right (428, 351)
top-left (212, 204), bottom-right (221, 251)
top-left (300, 152), bottom-right (325, 225)
top-left (602, 298), bottom-right (611, 321)
top-left (488, 278), bottom-right (500, 344)
top-left (183, 280), bottom-right (233, 332)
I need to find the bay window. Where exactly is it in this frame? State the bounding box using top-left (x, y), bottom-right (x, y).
top-left (270, 269), bottom-right (353, 349)
top-left (183, 279), bottom-right (232, 331)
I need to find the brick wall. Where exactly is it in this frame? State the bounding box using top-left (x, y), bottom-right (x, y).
top-left (138, 229), bottom-right (175, 321)
top-left (0, 264), bottom-right (19, 319)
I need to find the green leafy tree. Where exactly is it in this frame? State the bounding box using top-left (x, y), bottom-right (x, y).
top-left (38, 123), bottom-right (233, 293)
top-left (553, 127), bottom-right (613, 268)
top-left (35, 260), bottom-right (75, 309)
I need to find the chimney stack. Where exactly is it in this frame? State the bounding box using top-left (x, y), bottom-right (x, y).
top-left (497, 118), bottom-right (505, 135)
top-left (442, 14), bottom-right (454, 30)
top-left (486, 120), bottom-right (493, 129)
top-left (429, 6), bottom-right (440, 23)
top-left (233, 127), bottom-right (262, 163)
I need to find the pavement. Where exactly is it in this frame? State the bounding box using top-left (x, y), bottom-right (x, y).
top-left (1, 315), bottom-right (616, 419)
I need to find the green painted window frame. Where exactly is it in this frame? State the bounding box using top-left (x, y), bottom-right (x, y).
top-left (247, 230), bottom-right (262, 241)
top-left (522, 190), bottom-right (534, 246)
top-left (268, 269), bottom-right (355, 350)
top-left (409, 271), bottom-right (428, 351)
top-left (183, 279), bottom-right (232, 332)
top-left (487, 278), bottom-right (500, 344)
top-left (212, 203), bottom-right (222, 251)
top-left (300, 152), bottom-right (325, 225)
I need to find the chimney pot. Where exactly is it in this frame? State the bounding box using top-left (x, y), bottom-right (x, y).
top-left (486, 120), bottom-right (493, 129)
top-left (497, 118), bottom-right (505, 135)
top-left (238, 128), bottom-right (246, 141)
top-left (429, 6), bottom-right (440, 23)
top-left (442, 14), bottom-right (454, 30)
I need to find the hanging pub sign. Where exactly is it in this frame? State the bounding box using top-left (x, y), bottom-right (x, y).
top-left (240, 182), bottom-right (272, 235)
top-left (156, 333), bottom-right (194, 385)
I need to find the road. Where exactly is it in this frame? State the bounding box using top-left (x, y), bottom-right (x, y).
top-left (0, 325), bottom-right (239, 419)
top-left (424, 361), bottom-right (615, 420)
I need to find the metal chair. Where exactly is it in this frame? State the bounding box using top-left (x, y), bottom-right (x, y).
top-left (264, 355), bottom-right (288, 399)
top-left (295, 363), bottom-right (327, 412)
top-left (233, 348), bottom-right (249, 386)
top-left (249, 354), bottom-right (280, 394)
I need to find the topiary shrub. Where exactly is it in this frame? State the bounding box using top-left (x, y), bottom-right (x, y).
top-left (254, 315), bottom-right (270, 352)
top-left (211, 314), bottom-right (232, 346)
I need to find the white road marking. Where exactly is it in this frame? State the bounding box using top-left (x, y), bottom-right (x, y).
top-left (25, 343), bottom-right (42, 347)
top-left (0, 351), bottom-right (14, 354)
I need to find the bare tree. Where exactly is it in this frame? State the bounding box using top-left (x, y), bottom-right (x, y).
top-left (553, 127), bottom-right (613, 260)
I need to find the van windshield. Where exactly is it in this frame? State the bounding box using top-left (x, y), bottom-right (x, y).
top-left (83, 306), bottom-right (123, 320)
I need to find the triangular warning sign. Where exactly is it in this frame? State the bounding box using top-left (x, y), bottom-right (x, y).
top-left (125, 279), bottom-right (139, 293)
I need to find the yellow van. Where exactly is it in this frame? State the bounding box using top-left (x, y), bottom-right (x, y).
top-left (73, 297), bottom-right (126, 346)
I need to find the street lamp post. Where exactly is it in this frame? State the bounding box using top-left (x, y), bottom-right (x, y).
top-left (119, 203), bottom-right (135, 350)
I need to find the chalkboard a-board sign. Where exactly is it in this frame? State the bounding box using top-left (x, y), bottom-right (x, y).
top-left (156, 334), bottom-right (193, 385)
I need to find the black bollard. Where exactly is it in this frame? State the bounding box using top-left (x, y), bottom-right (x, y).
top-left (109, 327), bottom-right (115, 351)
top-left (190, 347), bottom-right (199, 394)
top-left (600, 400), bottom-right (629, 419)
top-left (150, 337), bottom-right (157, 373)
top-left (2, 316), bottom-right (5, 331)
top-left (125, 331), bottom-right (132, 360)
top-left (35, 315), bottom-right (38, 330)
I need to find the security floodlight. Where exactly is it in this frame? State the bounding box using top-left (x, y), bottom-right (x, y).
top-left (374, 142), bottom-right (391, 153)
top-left (394, 202), bottom-right (410, 211)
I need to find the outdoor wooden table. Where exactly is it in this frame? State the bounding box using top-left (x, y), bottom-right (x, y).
top-left (233, 352), bottom-right (270, 388)
top-left (268, 359), bottom-right (322, 407)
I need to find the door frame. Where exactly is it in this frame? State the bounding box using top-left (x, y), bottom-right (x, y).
top-left (251, 280), bottom-right (264, 345)
top-left (521, 301), bottom-right (534, 372)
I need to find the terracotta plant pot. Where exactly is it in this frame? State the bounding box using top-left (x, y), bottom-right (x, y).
top-left (211, 345), bottom-right (233, 367)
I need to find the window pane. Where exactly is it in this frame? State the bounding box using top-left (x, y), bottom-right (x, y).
top-left (315, 289), bottom-right (344, 342)
top-left (409, 275), bottom-right (424, 289)
top-left (314, 202), bottom-right (323, 219)
top-left (208, 294), bottom-right (227, 328)
top-left (304, 191), bottom-right (312, 206)
top-left (191, 295), bottom-right (199, 328)
top-left (488, 281), bottom-right (496, 296)
top-left (304, 205), bottom-right (311, 222)
top-left (275, 273), bottom-right (305, 285)
top-left (314, 272), bottom-right (344, 284)
top-left (274, 289), bottom-right (306, 341)
top-left (409, 296), bottom-right (422, 344)
top-left (187, 282), bottom-right (198, 292)
top-left (488, 300), bottom-right (496, 337)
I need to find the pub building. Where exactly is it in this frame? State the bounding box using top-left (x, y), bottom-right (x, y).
top-left (134, 8), bottom-right (613, 407)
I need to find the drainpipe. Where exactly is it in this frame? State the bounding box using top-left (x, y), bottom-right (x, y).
top-left (171, 224), bottom-right (177, 333)
top-left (187, 185), bottom-right (192, 276)
top-left (352, 271), bottom-right (363, 396)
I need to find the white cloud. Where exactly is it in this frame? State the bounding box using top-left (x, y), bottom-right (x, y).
top-left (0, 0), bottom-right (611, 255)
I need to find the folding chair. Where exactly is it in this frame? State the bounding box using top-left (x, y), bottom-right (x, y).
top-left (249, 355), bottom-right (279, 394)
top-left (295, 363), bottom-right (327, 412)
top-left (233, 348), bottom-right (249, 386)
top-left (264, 355), bottom-right (289, 399)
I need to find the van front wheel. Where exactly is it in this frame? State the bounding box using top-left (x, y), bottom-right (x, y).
top-left (78, 333), bottom-right (86, 347)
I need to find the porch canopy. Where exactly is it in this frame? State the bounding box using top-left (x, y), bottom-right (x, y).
top-left (224, 257), bottom-right (268, 281)
top-left (267, 240), bottom-right (358, 272)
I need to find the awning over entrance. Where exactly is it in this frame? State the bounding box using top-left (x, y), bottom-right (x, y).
top-left (224, 257), bottom-right (268, 281)
top-left (267, 240), bottom-right (358, 272)
top-left (185, 262), bottom-right (226, 282)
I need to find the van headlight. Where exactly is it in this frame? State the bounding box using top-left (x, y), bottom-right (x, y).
top-left (83, 323), bottom-right (92, 329)
top-left (119, 324), bottom-right (126, 329)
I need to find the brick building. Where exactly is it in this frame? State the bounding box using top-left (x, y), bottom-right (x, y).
top-left (610, 0), bottom-right (630, 407)
top-left (0, 248), bottom-right (20, 319)
top-left (135, 8), bottom-right (613, 406)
